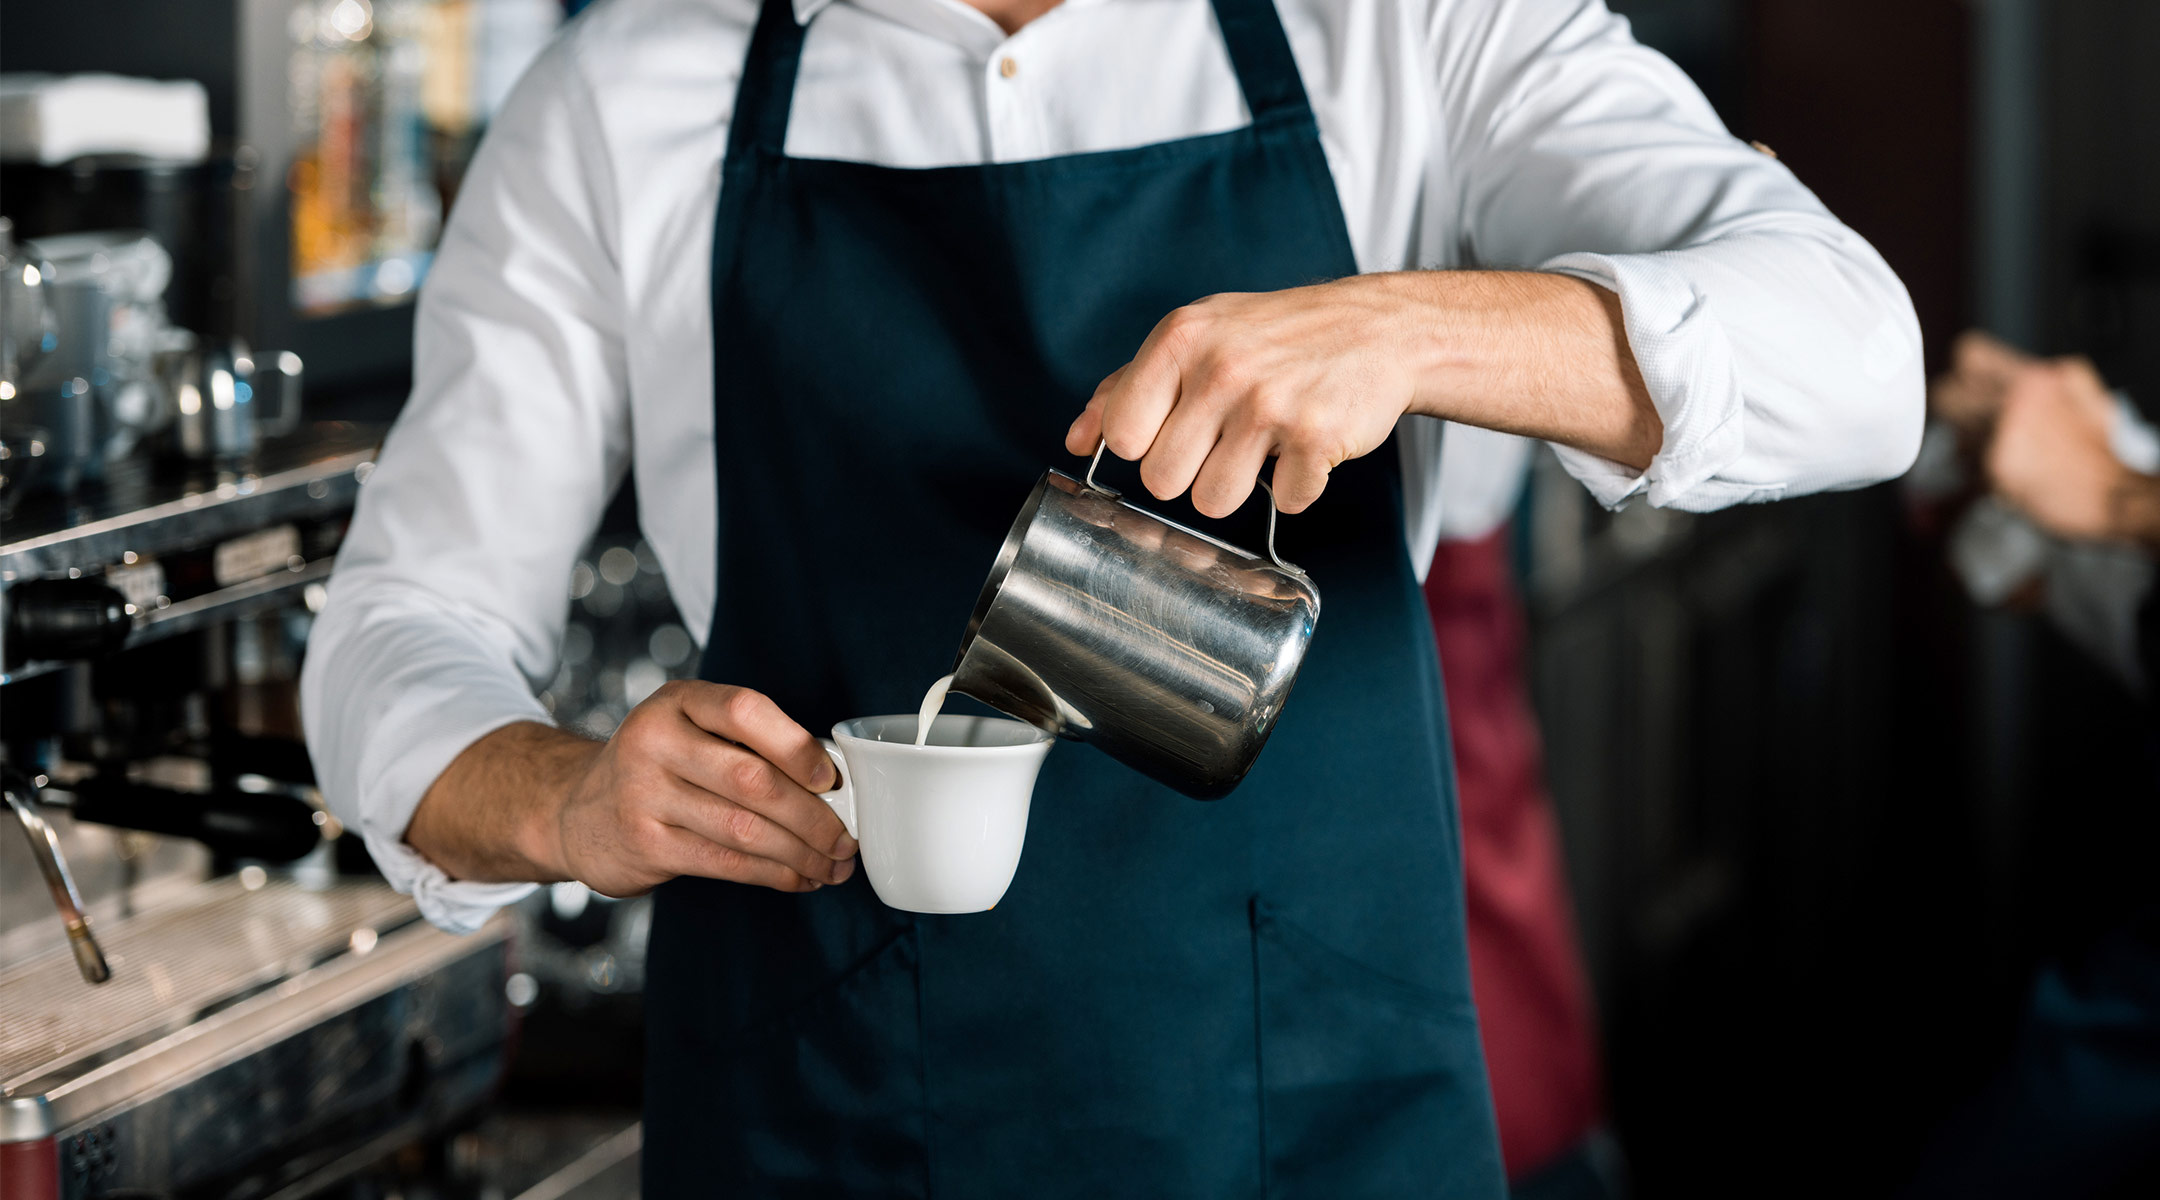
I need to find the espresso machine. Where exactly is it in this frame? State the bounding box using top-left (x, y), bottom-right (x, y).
top-left (0, 208), bottom-right (525, 1195)
top-left (0, 396), bottom-right (524, 1199)
top-left (0, 0), bottom-right (666, 1185)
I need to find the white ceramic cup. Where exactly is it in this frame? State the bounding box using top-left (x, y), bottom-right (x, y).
top-left (818, 713), bottom-right (1054, 914)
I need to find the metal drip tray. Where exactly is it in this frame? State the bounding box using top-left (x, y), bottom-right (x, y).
top-left (0, 877), bottom-right (511, 1199)
top-left (0, 879), bottom-right (420, 1097)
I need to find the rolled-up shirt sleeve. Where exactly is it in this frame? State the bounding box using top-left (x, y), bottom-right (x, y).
top-left (300, 36), bottom-right (627, 933)
top-left (1432, 0), bottom-right (1924, 510)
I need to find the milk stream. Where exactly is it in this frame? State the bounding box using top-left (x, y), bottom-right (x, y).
top-left (915, 673), bottom-right (955, 746)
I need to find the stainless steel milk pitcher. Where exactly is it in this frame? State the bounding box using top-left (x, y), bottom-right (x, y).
top-left (949, 444), bottom-right (1322, 799)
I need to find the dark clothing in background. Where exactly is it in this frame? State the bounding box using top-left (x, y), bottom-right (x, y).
top-left (1427, 530), bottom-right (1609, 1185)
top-left (2141, 579), bottom-right (2160, 692)
top-left (1905, 579), bottom-right (2160, 1197)
top-left (1904, 909), bottom-right (2160, 1198)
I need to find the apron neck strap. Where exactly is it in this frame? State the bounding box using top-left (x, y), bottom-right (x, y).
top-left (730, 0), bottom-right (1315, 159)
top-left (1208, 0), bottom-right (1316, 123)
top-left (730, 0), bottom-right (810, 160)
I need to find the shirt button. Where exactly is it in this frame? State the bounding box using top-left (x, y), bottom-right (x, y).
top-left (999, 56), bottom-right (1019, 79)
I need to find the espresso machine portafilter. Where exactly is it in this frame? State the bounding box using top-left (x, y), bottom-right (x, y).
top-left (2, 764), bottom-right (111, 984)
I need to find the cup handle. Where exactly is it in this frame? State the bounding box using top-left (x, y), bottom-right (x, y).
top-left (816, 740), bottom-right (856, 839)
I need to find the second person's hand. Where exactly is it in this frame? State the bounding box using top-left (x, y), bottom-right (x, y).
top-left (1983, 356), bottom-right (2135, 545)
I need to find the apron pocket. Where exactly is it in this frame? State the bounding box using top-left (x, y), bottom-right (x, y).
top-left (1251, 898), bottom-right (1496, 1199)
top-left (677, 926), bottom-right (930, 1199)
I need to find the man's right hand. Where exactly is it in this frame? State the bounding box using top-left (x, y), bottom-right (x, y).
top-left (407, 681), bottom-right (857, 897)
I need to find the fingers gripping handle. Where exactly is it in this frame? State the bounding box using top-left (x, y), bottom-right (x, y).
top-left (1086, 437), bottom-right (1305, 577)
top-left (817, 741), bottom-right (857, 839)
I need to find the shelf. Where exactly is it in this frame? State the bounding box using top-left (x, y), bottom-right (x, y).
top-left (1, 423), bottom-right (382, 583)
top-left (1, 424), bottom-right (383, 686)
top-left (2, 558), bottom-right (339, 686)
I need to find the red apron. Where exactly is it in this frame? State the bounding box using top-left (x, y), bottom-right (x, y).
top-left (1427, 529), bottom-right (1605, 1180)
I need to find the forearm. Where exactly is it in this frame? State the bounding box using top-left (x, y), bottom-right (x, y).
top-left (404, 683), bottom-right (851, 901)
top-left (1381, 270), bottom-right (1660, 469)
top-left (406, 721), bottom-right (596, 884)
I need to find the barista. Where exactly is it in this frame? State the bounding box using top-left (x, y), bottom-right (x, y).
top-left (301, 0), bottom-right (1923, 1191)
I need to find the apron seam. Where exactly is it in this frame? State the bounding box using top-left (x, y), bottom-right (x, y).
top-left (747, 109), bottom-right (1314, 182)
top-left (1249, 892), bottom-right (1271, 1199)
top-left (913, 921), bottom-right (936, 1198)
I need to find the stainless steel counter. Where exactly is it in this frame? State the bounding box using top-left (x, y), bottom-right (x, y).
top-left (0, 877), bottom-right (513, 1198)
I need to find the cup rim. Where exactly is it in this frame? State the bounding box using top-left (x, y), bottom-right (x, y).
top-left (833, 713), bottom-right (1053, 753)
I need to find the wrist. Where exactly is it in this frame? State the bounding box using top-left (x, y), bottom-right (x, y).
top-left (1361, 270), bottom-right (1485, 422)
top-left (1379, 270), bottom-right (1660, 468)
top-left (516, 728), bottom-right (603, 883)
top-left (409, 720), bottom-right (596, 884)
top-left (2107, 471), bottom-right (2160, 551)
top-left (510, 789), bottom-right (573, 886)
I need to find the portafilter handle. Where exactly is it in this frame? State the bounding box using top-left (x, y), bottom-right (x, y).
top-left (1, 764), bottom-right (111, 985)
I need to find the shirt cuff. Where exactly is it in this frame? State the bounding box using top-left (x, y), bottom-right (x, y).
top-left (1540, 251), bottom-right (1784, 512)
top-left (2111, 390), bottom-right (2160, 474)
top-left (364, 835), bottom-right (539, 935)
top-left (2044, 539), bottom-right (2155, 692)
top-left (353, 680), bottom-right (551, 934)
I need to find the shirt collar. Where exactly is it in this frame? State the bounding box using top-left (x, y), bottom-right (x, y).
top-left (791, 0), bottom-right (1111, 60)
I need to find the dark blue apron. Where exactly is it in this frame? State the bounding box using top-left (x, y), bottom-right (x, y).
top-left (649, 0), bottom-right (1504, 1193)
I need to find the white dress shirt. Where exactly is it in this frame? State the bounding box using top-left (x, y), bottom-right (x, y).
top-left (300, 0), bottom-right (1924, 932)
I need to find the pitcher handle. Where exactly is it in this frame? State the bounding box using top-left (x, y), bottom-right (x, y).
top-left (1254, 480), bottom-right (1305, 578)
top-left (1082, 438), bottom-right (1121, 496)
top-left (1085, 438), bottom-right (1305, 578)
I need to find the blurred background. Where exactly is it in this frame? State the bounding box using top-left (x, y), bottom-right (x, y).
top-left (0, 0), bottom-right (2155, 1196)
